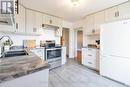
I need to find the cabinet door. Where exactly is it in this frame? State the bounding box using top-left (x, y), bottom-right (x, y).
top-left (35, 12), bottom-right (43, 34)
top-left (82, 48), bottom-right (88, 65)
top-left (26, 9), bottom-right (37, 35)
top-left (52, 17), bottom-right (62, 27)
top-left (105, 7), bottom-right (118, 22)
top-left (94, 11), bottom-right (105, 32)
top-left (86, 15), bottom-right (94, 34)
top-left (118, 2), bottom-right (130, 19)
top-left (15, 5), bottom-right (26, 33)
top-left (43, 14), bottom-right (52, 25)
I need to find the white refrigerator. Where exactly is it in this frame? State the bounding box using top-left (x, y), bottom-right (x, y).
top-left (100, 19), bottom-right (130, 86)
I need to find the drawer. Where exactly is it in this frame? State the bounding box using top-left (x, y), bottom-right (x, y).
top-left (86, 59), bottom-right (96, 69)
top-left (87, 48), bottom-right (96, 53)
top-left (87, 53), bottom-right (96, 58)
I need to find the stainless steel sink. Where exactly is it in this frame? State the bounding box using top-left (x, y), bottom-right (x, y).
top-left (2, 50), bottom-right (28, 58)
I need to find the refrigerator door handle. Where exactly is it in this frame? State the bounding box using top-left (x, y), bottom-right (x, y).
top-left (109, 55), bottom-right (130, 59)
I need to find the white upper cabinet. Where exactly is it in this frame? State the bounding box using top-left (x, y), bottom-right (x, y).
top-left (26, 9), bottom-right (42, 35)
top-left (43, 14), bottom-right (52, 25)
top-left (105, 2), bottom-right (130, 22)
top-left (94, 11), bottom-right (105, 32)
top-left (35, 12), bottom-right (43, 34)
top-left (43, 14), bottom-right (62, 27)
top-left (26, 9), bottom-right (36, 35)
top-left (85, 15), bottom-right (95, 35)
top-left (15, 5), bottom-right (26, 33)
top-left (118, 2), bottom-right (130, 19)
top-left (52, 16), bottom-right (62, 27)
top-left (105, 7), bottom-right (119, 22)
top-left (85, 11), bottom-right (105, 35)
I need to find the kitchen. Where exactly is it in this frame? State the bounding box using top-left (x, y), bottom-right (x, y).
top-left (0, 0), bottom-right (130, 87)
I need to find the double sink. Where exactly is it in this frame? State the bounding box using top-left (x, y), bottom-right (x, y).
top-left (1, 50), bottom-right (28, 58)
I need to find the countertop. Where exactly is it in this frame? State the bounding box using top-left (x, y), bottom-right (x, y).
top-left (0, 49), bottom-right (49, 83)
top-left (82, 47), bottom-right (100, 50)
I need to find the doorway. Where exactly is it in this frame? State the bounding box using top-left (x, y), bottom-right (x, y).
top-left (76, 30), bottom-right (83, 64)
top-left (61, 28), bottom-right (69, 58)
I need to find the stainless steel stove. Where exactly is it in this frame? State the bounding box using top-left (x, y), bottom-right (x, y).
top-left (44, 41), bottom-right (62, 69)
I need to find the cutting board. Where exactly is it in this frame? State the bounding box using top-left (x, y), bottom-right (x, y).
top-left (23, 40), bottom-right (36, 48)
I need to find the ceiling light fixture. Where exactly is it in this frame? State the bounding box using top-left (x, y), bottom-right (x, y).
top-left (71, 0), bottom-right (80, 7)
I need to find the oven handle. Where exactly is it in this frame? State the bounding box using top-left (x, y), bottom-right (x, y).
top-left (46, 48), bottom-right (62, 51)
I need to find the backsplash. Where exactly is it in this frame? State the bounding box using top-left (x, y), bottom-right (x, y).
top-left (0, 28), bottom-right (60, 47)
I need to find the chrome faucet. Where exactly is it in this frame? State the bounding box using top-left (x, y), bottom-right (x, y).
top-left (0, 35), bottom-right (13, 57)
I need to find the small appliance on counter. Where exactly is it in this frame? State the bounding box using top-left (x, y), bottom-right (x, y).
top-left (95, 40), bottom-right (100, 49)
top-left (44, 40), bottom-right (62, 69)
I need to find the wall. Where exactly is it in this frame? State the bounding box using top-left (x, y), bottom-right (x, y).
top-left (39, 28), bottom-right (60, 44)
top-left (69, 28), bottom-right (75, 58)
top-left (0, 28), bottom-right (60, 47)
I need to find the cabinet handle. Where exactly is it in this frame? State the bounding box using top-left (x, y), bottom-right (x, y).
top-left (88, 49), bottom-right (92, 51)
top-left (115, 12), bottom-right (117, 17)
top-left (88, 62), bottom-right (92, 64)
top-left (16, 23), bottom-right (18, 29)
top-left (49, 20), bottom-right (52, 24)
top-left (33, 28), bottom-right (37, 32)
top-left (117, 11), bottom-right (119, 17)
top-left (92, 29), bottom-right (95, 33)
top-left (88, 54), bottom-right (92, 56)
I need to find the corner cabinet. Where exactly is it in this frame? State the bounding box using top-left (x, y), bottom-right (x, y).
top-left (26, 9), bottom-right (42, 35)
top-left (15, 5), bottom-right (26, 34)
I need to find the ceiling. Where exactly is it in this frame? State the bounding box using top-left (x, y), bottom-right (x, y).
top-left (20, 0), bottom-right (128, 22)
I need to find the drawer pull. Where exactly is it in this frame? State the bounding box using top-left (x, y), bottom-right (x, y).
top-left (88, 49), bottom-right (91, 50)
top-left (88, 62), bottom-right (92, 64)
top-left (88, 54), bottom-right (92, 56)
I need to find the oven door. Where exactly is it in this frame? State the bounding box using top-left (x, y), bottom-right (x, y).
top-left (46, 48), bottom-right (61, 62)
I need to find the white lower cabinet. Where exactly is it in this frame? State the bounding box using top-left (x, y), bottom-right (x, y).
top-left (82, 48), bottom-right (99, 70)
top-left (0, 69), bottom-right (49, 87)
top-left (31, 48), bottom-right (45, 60)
